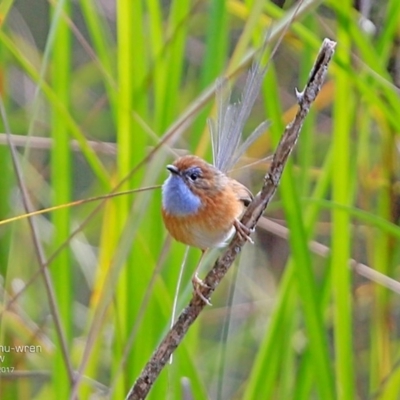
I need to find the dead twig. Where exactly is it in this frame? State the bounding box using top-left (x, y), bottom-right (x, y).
top-left (126, 38), bottom-right (336, 400)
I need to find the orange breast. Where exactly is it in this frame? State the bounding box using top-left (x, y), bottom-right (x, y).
top-left (162, 185), bottom-right (245, 250)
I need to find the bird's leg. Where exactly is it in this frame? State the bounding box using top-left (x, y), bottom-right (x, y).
top-left (233, 219), bottom-right (254, 244)
top-left (192, 250), bottom-right (212, 305)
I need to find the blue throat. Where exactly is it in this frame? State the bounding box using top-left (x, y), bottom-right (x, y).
top-left (162, 175), bottom-right (201, 215)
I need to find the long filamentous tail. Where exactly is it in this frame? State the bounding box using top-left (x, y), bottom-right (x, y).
top-left (208, 62), bottom-right (270, 173)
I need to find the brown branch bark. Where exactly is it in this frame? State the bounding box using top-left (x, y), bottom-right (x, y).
top-left (126, 38), bottom-right (336, 400)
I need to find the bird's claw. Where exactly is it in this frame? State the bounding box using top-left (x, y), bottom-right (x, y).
top-left (234, 219), bottom-right (254, 244)
top-left (192, 274), bottom-right (212, 305)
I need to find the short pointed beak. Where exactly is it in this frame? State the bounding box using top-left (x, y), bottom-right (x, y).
top-left (167, 165), bottom-right (180, 175)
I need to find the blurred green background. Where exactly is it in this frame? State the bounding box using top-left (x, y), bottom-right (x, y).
top-left (0, 0), bottom-right (400, 399)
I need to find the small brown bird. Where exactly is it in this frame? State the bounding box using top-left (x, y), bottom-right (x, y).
top-left (161, 154), bottom-right (253, 303)
top-left (162, 62), bottom-right (268, 304)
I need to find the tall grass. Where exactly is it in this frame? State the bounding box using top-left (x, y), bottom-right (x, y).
top-left (0, 0), bottom-right (400, 399)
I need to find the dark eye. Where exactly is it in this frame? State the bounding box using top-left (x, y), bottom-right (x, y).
top-left (186, 168), bottom-right (201, 182)
top-left (189, 172), bottom-right (199, 181)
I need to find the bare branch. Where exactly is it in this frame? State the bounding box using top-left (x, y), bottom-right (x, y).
top-left (126, 38), bottom-right (336, 400)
